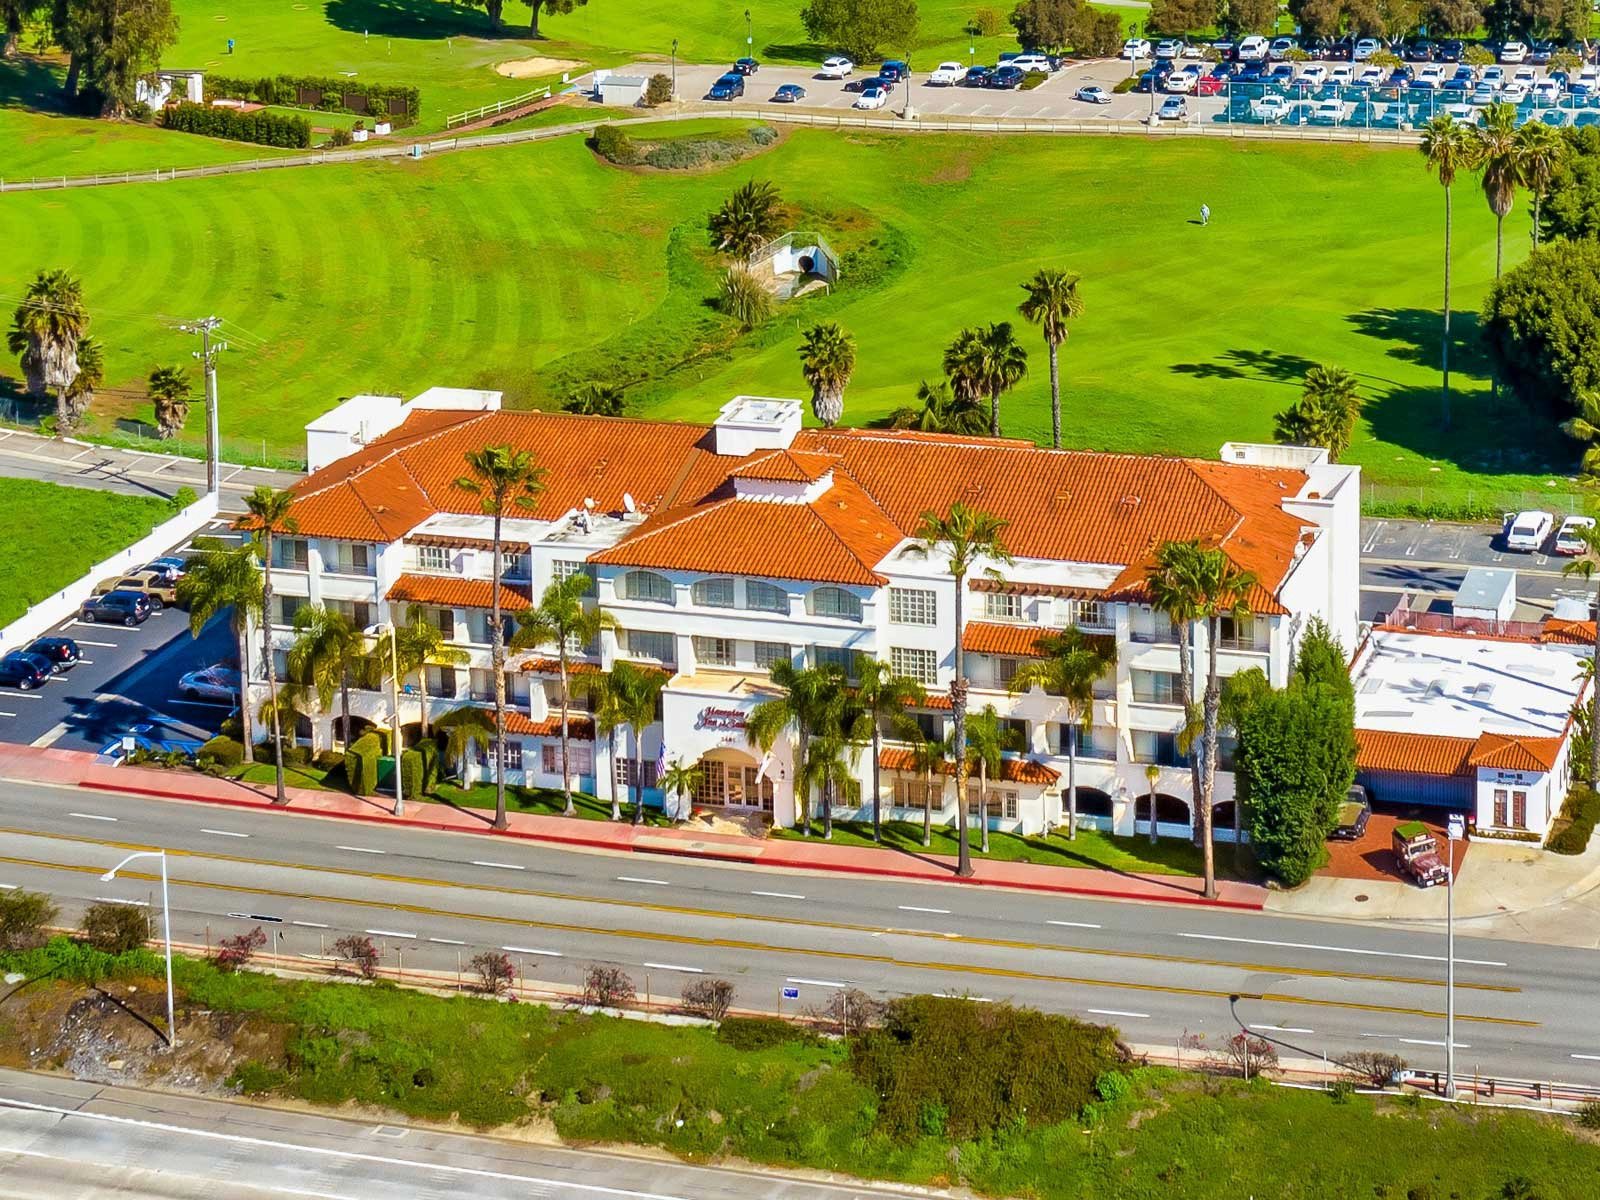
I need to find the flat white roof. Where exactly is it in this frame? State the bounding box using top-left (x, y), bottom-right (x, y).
top-left (1354, 628), bottom-right (1587, 740)
top-left (1455, 567), bottom-right (1516, 612)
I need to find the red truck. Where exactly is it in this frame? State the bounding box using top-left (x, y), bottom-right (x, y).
top-left (1392, 821), bottom-right (1450, 888)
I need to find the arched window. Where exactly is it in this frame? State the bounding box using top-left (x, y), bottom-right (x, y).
top-left (622, 570), bottom-right (674, 605)
top-left (746, 580), bottom-right (789, 613)
top-left (692, 578), bottom-right (736, 608)
top-left (809, 587), bottom-right (862, 621)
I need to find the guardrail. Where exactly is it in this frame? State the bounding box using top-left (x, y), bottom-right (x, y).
top-left (445, 86), bottom-right (551, 129)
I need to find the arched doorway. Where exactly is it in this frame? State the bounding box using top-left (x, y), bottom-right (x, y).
top-left (1071, 787), bottom-right (1114, 818)
top-left (332, 714), bottom-right (375, 748)
top-left (1135, 793), bottom-right (1192, 835)
top-left (1212, 800), bottom-right (1243, 842)
top-left (694, 748), bottom-right (773, 813)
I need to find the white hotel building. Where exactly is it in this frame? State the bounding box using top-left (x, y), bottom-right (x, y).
top-left (261, 387), bottom-right (1361, 838)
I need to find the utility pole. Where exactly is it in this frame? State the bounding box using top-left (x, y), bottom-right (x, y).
top-left (181, 316), bottom-right (226, 495)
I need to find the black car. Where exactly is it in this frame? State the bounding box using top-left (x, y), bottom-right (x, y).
top-left (732, 57), bottom-right (759, 75)
top-left (847, 73), bottom-right (894, 92)
top-left (962, 64), bottom-right (992, 87)
top-left (987, 64), bottom-right (1025, 88)
top-left (1437, 39), bottom-right (1464, 61)
top-left (1300, 36), bottom-right (1331, 58)
top-left (0, 651), bottom-right (52, 691)
top-left (24, 636), bottom-right (80, 672)
top-left (707, 72), bottom-right (745, 100)
top-left (1330, 785), bottom-right (1372, 841)
top-left (80, 590), bottom-right (151, 626)
top-left (1403, 39), bottom-right (1436, 62)
top-left (1529, 40), bottom-right (1555, 64)
top-left (879, 59), bottom-right (908, 82)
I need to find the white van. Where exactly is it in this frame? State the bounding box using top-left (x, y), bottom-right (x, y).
top-left (1503, 510), bottom-right (1554, 553)
top-left (1236, 35), bottom-right (1270, 62)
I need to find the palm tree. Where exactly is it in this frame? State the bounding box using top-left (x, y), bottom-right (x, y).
top-left (1561, 522), bottom-right (1600, 784)
top-left (436, 705), bottom-right (493, 781)
top-left (396, 606), bottom-right (471, 738)
top-left (286, 605), bottom-right (364, 753)
top-left (804, 725), bottom-right (865, 842)
top-left (1514, 120), bottom-right (1565, 251)
top-left (613, 663), bottom-right (666, 826)
top-left (915, 502), bottom-right (1013, 878)
top-left (242, 486), bottom-right (298, 806)
top-left (707, 179), bottom-right (782, 258)
top-left (510, 573), bottom-right (618, 815)
top-left (1017, 269), bottom-right (1084, 449)
top-left (6, 268), bottom-right (89, 431)
top-left (912, 735), bottom-right (946, 848)
top-left (658, 758), bottom-right (703, 823)
top-left (1146, 538), bottom-right (1208, 813)
top-left (852, 658), bottom-right (925, 843)
top-left (1144, 763), bottom-right (1161, 845)
top-left (455, 446), bottom-right (547, 831)
top-left (147, 365), bottom-right (194, 440)
top-left (944, 322), bottom-right (1028, 438)
top-left (1420, 113), bottom-right (1478, 430)
top-left (577, 666), bottom-right (628, 820)
top-left (176, 537), bottom-right (263, 763)
top-left (959, 705), bottom-right (1009, 854)
top-left (1477, 102), bottom-right (1521, 280)
top-left (1010, 627), bottom-right (1118, 840)
top-left (798, 321), bottom-right (855, 428)
top-left (888, 379), bottom-right (989, 436)
top-left (1273, 364), bottom-right (1362, 461)
top-left (563, 381), bottom-right (626, 417)
top-left (63, 335), bottom-right (101, 430)
top-left (748, 659), bottom-right (842, 837)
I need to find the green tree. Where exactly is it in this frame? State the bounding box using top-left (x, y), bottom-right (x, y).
top-left (1293, 616), bottom-right (1353, 700)
top-left (1478, 102), bottom-right (1522, 280)
top-left (1421, 112), bottom-right (1479, 431)
top-left (2, 0), bottom-right (47, 58)
top-left (1010, 628), bottom-right (1117, 840)
top-left (511, 573), bottom-right (618, 815)
top-left (916, 502), bottom-right (1012, 878)
top-left (52, 0), bottom-right (178, 115)
top-left (942, 322), bottom-right (1027, 437)
top-left (576, 666), bottom-right (628, 820)
top-left (1559, 390), bottom-right (1600, 478)
top-left (436, 705), bottom-right (493, 780)
top-left (1514, 120), bottom-right (1566, 252)
top-left (800, 0), bottom-right (919, 62)
top-left (851, 657), bottom-right (925, 843)
top-left (804, 720), bottom-right (866, 841)
top-left (529, 0), bottom-right (588, 38)
top-left (0, 888), bottom-right (56, 951)
top-left (1272, 364), bottom-right (1362, 461)
top-left (242, 486), bottom-right (298, 805)
top-left (1225, 0), bottom-right (1279, 31)
top-left (396, 605), bottom-right (470, 738)
top-left (911, 733), bottom-right (946, 847)
top-left (612, 662), bottom-right (665, 825)
top-left (958, 705), bottom-right (1016, 853)
top-left (1009, 0), bottom-right (1083, 49)
top-left (147, 364), bottom-right (192, 440)
top-left (454, 445), bottom-right (547, 830)
top-left (749, 660), bottom-right (844, 837)
top-left (563, 381), bottom-right (625, 417)
top-left (469, 0), bottom-right (506, 31)
top-left (286, 604), bottom-right (365, 754)
top-left (176, 537), bottom-right (262, 762)
top-left (1145, 539), bottom-right (1208, 808)
top-left (1481, 239), bottom-right (1600, 412)
top-left (707, 179), bottom-right (782, 258)
top-left (658, 758), bottom-right (702, 822)
top-left (888, 379), bottom-right (989, 436)
top-left (1561, 521), bottom-right (1600, 783)
top-left (1017, 268), bottom-right (1084, 450)
top-left (1146, 0), bottom-right (1217, 35)
top-left (798, 321), bottom-right (856, 428)
top-left (6, 267), bottom-right (90, 433)
top-left (64, 334), bottom-right (102, 429)
top-left (1423, 0), bottom-right (1484, 33)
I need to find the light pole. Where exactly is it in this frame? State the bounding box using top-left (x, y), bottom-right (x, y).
top-left (367, 622), bottom-right (405, 817)
top-left (671, 37), bottom-right (678, 100)
top-left (1445, 812), bottom-right (1463, 1098)
top-left (901, 52), bottom-right (915, 120)
top-left (100, 851), bottom-right (175, 1052)
top-left (744, 8), bottom-right (752, 58)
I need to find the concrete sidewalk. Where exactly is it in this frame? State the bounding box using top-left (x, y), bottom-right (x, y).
top-left (0, 744), bottom-right (1265, 910)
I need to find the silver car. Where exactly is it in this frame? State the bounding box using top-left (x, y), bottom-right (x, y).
top-left (178, 665), bottom-right (240, 703)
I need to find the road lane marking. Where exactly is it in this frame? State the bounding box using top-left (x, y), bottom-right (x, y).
top-left (201, 828), bottom-right (249, 838)
top-left (1399, 1038), bottom-right (1471, 1048)
top-left (617, 876), bottom-right (670, 886)
top-left (898, 905), bottom-right (951, 915)
top-left (643, 962), bottom-right (704, 974)
top-left (471, 861), bottom-right (525, 871)
top-left (0, 883), bottom-right (15, 890)
top-left (1047, 920), bottom-right (1102, 929)
top-left (1571, 1054), bottom-right (1600, 1061)
top-left (428, 937), bottom-right (465, 946)
top-left (787, 977), bottom-right (847, 989)
top-left (68, 812), bottom-right (117, 822)
top-left (502, 946), bottom-right (563, 957)
top-left (94, 896), bottom-right (148, 906)
top-left (337, 846), bottom-right (385, 855)
top-left (1088, 1008), bottom-right (1150, 1019)
top-left (1178, 932), bottom-right (1507, 968)
top-left (1249, 1024), bottom-right (1315, 1035)
top-left (751, 890), bottom-right (806, 899)
top-left (364, 929), bottom-right (416, 939)
top-left (69, 639), bottom-right (118, 648)
top-left (292, 920), bottom-right (329, 929)
top-left (0, 692), bottom-right (44, 699)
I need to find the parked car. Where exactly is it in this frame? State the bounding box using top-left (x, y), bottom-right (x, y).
top-left (1236, 34), bottom-right (1269, 61)
top-left (1500, 40), bottom-right (1528, 63)
top-left (1330, 785), bottom-right (1372, 841)
top-left (732, 57), bottom-right (760, 75)
top-left (80, 590), bottom-right (151, 626)
top-left (707, 72), bottom-right (745, 100)
top-left (1196, 73), bottom-right (1225, 96)
top-left (1157, 95), bottom-right (1188, 119)
top-left (1155, 38), bottom-right (1184, 60)
top-left (1393, 821), bottom-right (1449, 887)
top-left (879, 59), bottom-right (909, 82)
top-left (1009, 53), bottom-right (1053, 73)
top-left (819, 56), bottom-right (854, 78)
top-left (1268, 63), bottom-right (1296, 85)
top-left (93, 569), bottom-right (177, 610)
top-left (962, 64), bottom-right (992, 87)
top-left (1503, 509), bottom-right (1555, 552)
top-left (1328, 64), bottom-right (1355, 86)
top-left (1297, 64), bottom-right (1329, 88)
top-left (1415, 64), bottom-right (1447, 87)
top-left (1267, 36), bottom-right (1297, 60)
top-left (146, 555), bottom-right (188, 579)
top-left (1353, 37), bottom-right (1381, 60)
top-left (1165, 69), bottom-right (1196, 93)
top-left (1500, 80), bottom-right (1530, 103)
top-left (771, 83), bottom-right (806, 102)
top-left (23, 637), bottom-right (80, 672)
top-left (1310, 97), bottom-right (1347, 122)
top-left (1122, 38), bottom-right (1152, 59)
top-left (1482, 65), bottom-right (1506, 86)
top-left (1354, 65), bottom-right (1386, 87)
top-left (1074, 85), bottom-right (1112, 104)
top-left (853, 85), bottom-right (888, 109)
top-left (1555, 514), bottom-right (1596, 555)
top-left (1529, 40), bottom-right (1555, 65)
top-left (987, 65), bottom-right (1026, 88)
top-left (1438, 39), bottom-right (1465, 61)
top-left (1534, 78), bottom-right (1563, 103)
top-left (1405, 39), bottom-right (1437, 61)
top-left (0, 651), bottom-right (51, 691)
top-left (928, 61), bottom-right (966, 85)
top-left (1252, 94), bottom-right (1291, 120)
top-left (178, 665), bottom-right (242, 703)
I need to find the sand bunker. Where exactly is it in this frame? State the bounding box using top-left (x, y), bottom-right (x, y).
top-left (495, 56), bottom-right (586, 79)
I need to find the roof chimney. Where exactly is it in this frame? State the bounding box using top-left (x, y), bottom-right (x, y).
top-left (714, 396), bottom-right (803, 456)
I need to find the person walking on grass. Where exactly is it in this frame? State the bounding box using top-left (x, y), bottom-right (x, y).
top-left (1200, 203), bottom-right (1210, 226)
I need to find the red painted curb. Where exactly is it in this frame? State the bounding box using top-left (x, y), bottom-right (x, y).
top-left (79, 778), bottom-right (1266, 911)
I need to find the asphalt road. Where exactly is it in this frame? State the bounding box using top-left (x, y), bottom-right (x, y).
top-left (0, 1069), bottom-right (912, 1199)
top-left (0, 429), bottom-right (300, 503)
top-left (0, 781), bottom-right (1593, 1085)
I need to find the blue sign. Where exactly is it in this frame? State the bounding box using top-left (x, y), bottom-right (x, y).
top-left (781, 986), bottom-right (799, 1000)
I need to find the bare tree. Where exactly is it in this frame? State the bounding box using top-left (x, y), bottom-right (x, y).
top-left (681, 978), bottom-right (735, 1020)
top-left (214, 927), bottom-right (267, 972)
top-left (582, 964), bottom-right (635, 1008)
top-left (1336, 1050), bottom-right (1407, 1089)
top-left (810, 988), bottom-right (884, 1037)
top-left (333, 934), bottom-right (380, 980)
top-left (471, 952), bottom-right (515, 995)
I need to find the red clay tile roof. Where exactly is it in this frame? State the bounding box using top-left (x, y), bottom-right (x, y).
top-left (1468, 733), bottom-right (1564, 773)
top-left (877, 747), bottom-right (1060, 784)
top-left (387, 574), bottom-right (531, 610)
top-left (504, 712), bottom-right (595, 739)
top-left (1356, 730), bottom-right (1477, 777)
top-left (729, 449), bottom-right (840, 483)
top-left (962, 621), bottom-right (1051, 658)
top-left (407, 532), bottom-right (527, 552)
top-left (1541, 619), bottom-right (1596, 646)
top-left (517, 657), bottom-right (604, 676)
top-left (970, 578), bottom-right (1104, 599)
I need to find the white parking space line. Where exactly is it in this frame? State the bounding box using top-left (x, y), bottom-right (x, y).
top-left (94, 896), bottom-right (148, 906)
top-left (1046, 920), bottom-right (1102, 929)
top-left (337, 845), bottom-right (385, 855)
top-left (0, 712), bottom-right (15, 719)
top-left (69, 812), bottom-right (117, 822)
top-left (0, 883), bottom-right (18, 890)
top-left (643, 962), bottom-right (704, 974)
top-left (0, 691), bottom-right (43, 700)
top-left (897, 905), bottom-right (950, 914)
top-left (170, 699), bottom-right (230, 709)
top-left (1178, 932), bottom-right (1506, 968)
top-left (617, 876), bottom-right (670, 886)
top-left (501, 946), bottom-right (563, 957)
top-left (1087, 1008), bottom-right (1150, 1019)
top-left (470, 860), bottom-right (525, 871)
top-left (364, 929), bottom-right (416, 940)
top-left (201, 828), bottom-right (249, 838)
top-left (70, 639), bottom-right (118, 648)
top-left (751, 890), bottom-right (805, 900)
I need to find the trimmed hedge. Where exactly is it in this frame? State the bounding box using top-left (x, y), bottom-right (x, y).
top-left (345, 732), bottom-right (382, 797)
top-left (417, 739), bottom-right (440, 792)
top-left (1550, 785), bottom-right (1600, 854)
top-left (399, 747), bottom-right (424, 802)
top-left (162, 103), bottom-right (310, 148)
top-left (204, 74), bottom-right (420, 126)
top-left (198, 734), bottom-right (244, 771)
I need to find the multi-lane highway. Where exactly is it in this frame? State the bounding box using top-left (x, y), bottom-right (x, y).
top-left (0, 780), bottom-right (1594, 1085)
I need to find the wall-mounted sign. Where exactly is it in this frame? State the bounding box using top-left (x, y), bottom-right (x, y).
top-left (695, 706), bottom-right (747, 732)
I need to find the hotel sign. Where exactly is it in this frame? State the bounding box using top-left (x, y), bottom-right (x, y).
top-left (696, 706), bottom-right (748, 733)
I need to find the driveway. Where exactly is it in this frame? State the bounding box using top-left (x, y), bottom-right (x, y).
top-left (1319, 810), bottom-right (1469, 884)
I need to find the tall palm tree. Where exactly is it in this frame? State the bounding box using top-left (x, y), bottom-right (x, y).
top-left (147, 365), bottom-right (193, 440)
top-left (613, 663), bottom-right (666, 826)
top-left (396, 605), bottom-right (471, 738)
top-left (798, 321), bottom-right (855, 428)
top-left (912, 735), bottom-right (946, 848)
top-left (1420, 113), bottom-right (1478, 430)
top-left (852, 657), bottom-right (926, 843)
top-left (1009, 627), bottom-right (1118, 840)
top-left (804, 724), bottom-right (866, 842)
top-left (1017, 269), bottom-right (1085, 449)
top-left (658, 758), bottom-right (703, 823)
top-left (1561, 521), bottom-right (1600, 784)
top-left (242, 486), bottom-right (298, 806)
top-left (1144, 762), bottom-right (1161, 846)
top-left (6, 268), bottom-right (89, 431)
top-left (286, 605), bottom-right (364, 754)
top-left (576, 666), bottom-right (628, 820)
top-left (943, 323), bottom-right (1028, 437)
top-left (959, 705), bottom-right (1009, 854)
top-left (63, 335), bottom-right (101, 430)
top-left (176, 537), bottom-right (263, 763)
top-left (1514, 120), bottom-right (1566, 251)
top-left (915, 502), bottom-right (1013, 878)
top-left (888, 379), bottom-right (989, 437)
top-left (455, 446), bottom-right (547, 831)
top-left (748, 659), bottom-right (842, 837)
top-left (1146, 539), bottom-right (1209, 812)
top-left (510, 573), bottom-right (619, 815)
top-left (1477, 102), bottom-right (1521, 280)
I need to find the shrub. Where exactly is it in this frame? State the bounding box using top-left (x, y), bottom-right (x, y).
top-left (851, 997), bottom-right (1124, 1140)
top-left (345, 732), bottom-right (382, 797)
top-left (333, 934), bottom-right (380, 979)
top-left (1113, 76), bottom-right (1139, 94)
top-left (198, 734), bottom-right (244, 772)
top-left (680, 978), bottom-right (735, 1020)
top-left (748, 124), bottom-right (778, 146)
top-left (812, 987), bottom-right (884, 1037)
top-left (328, 128), bottom-right (353, 148)
top-left (1208, 1032), bottom-right (1279, 1078)
top-left (215, 926), bottom-right (267, 972)
top-left (161, 103), bottom-right (312, 149)
top-left (0, 889), bottom-right (58, 951)
top-left (228, 1060), bottom-right (288, 1095)
top-left (1329, 1077), bottom-right (1356, 1103)
top-left (1577, 1099), bottom-right (1600, 1129)
top-left (968, 6), bottom-right (1004, 36)
top-left (715, 267), bottom-right (773, 330)
top-left (471, 951), bottom-right (515, 995)
top-left (1549, 785), bottom-right (1600, 854)
top-left (203, 74), bottom-right (420, 126)
top-left (416, 738), bottom-right (440, 792)
top-left (564, 381), bottom-right (627, 416)
top-left (168, 485), bottom-right (198, 514)
top-left (220, 715), bottom-right (244, 740)
top-left (1020, 70), bottom-right (1049, 91)
top-left (645, 73), bottom-right (673, 106)
top-left (399, 747), bottom-right (424, 802)
top-left (717, 1015), bottom-right (811, 1050)
top-left (1337, 1049), bottom-right (1407, 1088)
top-left (1094, 1069), bottom-right (1133, 1103)
top-left (591, 124), bottom-right (638, 165)
top-left (582, 964), bottom-right (635, 1008)
top-left (80, 902), bottom-right (151, 954)
top-left (313, 749), bottom-right (344, 771)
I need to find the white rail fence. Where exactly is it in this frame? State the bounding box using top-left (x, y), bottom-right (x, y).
top-left (445, 86), bottom-right (552, 129)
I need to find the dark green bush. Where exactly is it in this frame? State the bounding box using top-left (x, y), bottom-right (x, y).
top-left (203, 74), bottom-right (420, 126)
top-left (80, 902), bottom-right (151, 954)
top-left (850, 997), bottom-right (1122, 1140)
top-left (345, 732), bottom-right (382, 797)
top-left (716, 1015), bottom-right (813, 1051)
top-left (591, 124), bottom-right (638, 164)
top-left (198, 734), bottom-right (244, 771)
top-left (161, 103), bottom-right (311, 149)
top-left (1020, 70), bottom-right (1049, 90)
top-left (0, 889), bottom-right (58, 950)
top-left (416, 739), bottom-right (440, 792)
top-left (0, 935), bottom-right (160, 984)
top-left (313, 749), bottom-right (344, 771)
top-left (228, 1060), bottom-right (289, 1095)
top-left (399, 747), bottom-right (424, 801)
top-left (1549, 785), bottom-right (1600, 854)
top-left (1113, 76), bottom-right (1139, 94)
top-left (220, 715), bottom-right (243, 740)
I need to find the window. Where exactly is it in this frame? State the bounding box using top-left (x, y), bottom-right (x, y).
top-left (272, 594), bottom-right (305, 627)
top-left (541, 743), bottom-right (594, 776)
top-left (326, 599), bottom-right (373, 631)
top-left (910, 711), bottom-right (943, 742)
top-left (623, 571), bottom-right (674, 604)
top-left (810, 645), bottom-right (859, 676)
top-left (1132, 669), bottom-right (1183, 705)
top-left (894, 776), bottom-right (941, 811)
top-left (890, 647), bottom-right (938, 686)
top-left (411, 606), bottom-right (454, 640)
top-left (1062, 724), bottom-right (1117, 761)
top-left (484, 739), bottom-right (522, 772)
top-left (326, 542), bottom-right (373, 576)
top-left (466, 611), bottom-right (514, 645)
top-left (423, 664), bottom-right (458, 699)
top-left (416, 545), bottom-right (451, 573)
top-left (1131, 608), bottom-right (1176, 644)
top-left (693, 635), bottom-right (735, 667)
top-left (966, 785), bottom-right (1019, 819)
top-left (1217, 614), bottom-right (1267, 652)
top-left (746, 580), bottom-right (789, 614)
top-left (692, 578), bottom-right (736, 608)
top-left (983, 591), bottom-right (1022, 622)
top-left (553, 559), bottom-right (587, 581)
top-left (809, 587), bottom-right (862, 621)
top-left (998, 717), bottom-right (1027, 746)
top-left (973, 654), bottom-right (1020, 689)
top-left (1132, 730), bottom-right (1188, 767)
top-left (753, 641), bottom-right (790, 669)
top-left (615, 757), bottom-right (660, 789)
top-left (625, 629), bottom-right (675, 664)
top-left (889, 588), bottom-right (937, 626)
top-left (501, 551), bottom-right (529, 580)
top-left (272, 538), bottom-right (309, 571)
top-left (1061, 599), bottom-right (1110, 631)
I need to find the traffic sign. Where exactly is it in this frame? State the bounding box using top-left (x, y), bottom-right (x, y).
top-left (1447, 815), bottom-right (1465, 842)
top-left (781, 986), bottom-right (799, 1000)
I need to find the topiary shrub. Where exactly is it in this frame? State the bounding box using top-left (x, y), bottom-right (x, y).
top-left (416, 739), bottom-right (441, 792)
top-left (198, 734), bottom-right (244, 773)
top-left (591, 123), bottom-right (638, 164)
top-left (399, 747), bottom-right (424, 802)
top-left (313, 749), bottom-right (344, 771)
top-left (345, 732), bottom-right (382, 797)
top-left (1549, 785), bottom-right (1600, 854)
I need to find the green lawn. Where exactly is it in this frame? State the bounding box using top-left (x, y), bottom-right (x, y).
top-left (428, 780), bottom-right (675, 826)
top-left (0, 127), bottom-right (1560, 504)
top-left (0, 106), bottom-right (278, 180)
top-left (0, 480), bottom-right (173, 625)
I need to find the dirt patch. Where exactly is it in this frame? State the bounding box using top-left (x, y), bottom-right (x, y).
top-left (924, 151), bottom-right (975, 185)
top-left (495, 56), bottom-right (586, 79)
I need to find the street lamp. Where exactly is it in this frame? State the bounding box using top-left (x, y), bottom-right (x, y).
top-left (671, 37), bottom-right (678, 101)
top-left (901, 53), bottom-right (915, 120)
top-left (744, 8), bottom-right (752, 56)
top-left (1444, 812), bottom-right (1463, 1098)
top-left (367, 622), bottom-right (405, 817)
top-left (100, 851), bottom-right (175, 1052)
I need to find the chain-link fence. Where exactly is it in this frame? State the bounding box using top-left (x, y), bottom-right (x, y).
top-left (1362, 481), bottom-right (1590, 521)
